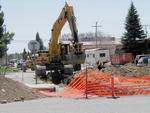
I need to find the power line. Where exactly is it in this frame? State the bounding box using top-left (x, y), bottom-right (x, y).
top-left (11, 39), bottom-right (49, 42)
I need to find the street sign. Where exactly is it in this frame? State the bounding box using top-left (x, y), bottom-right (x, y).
top-left (28, 40), bottom-right (40, 52)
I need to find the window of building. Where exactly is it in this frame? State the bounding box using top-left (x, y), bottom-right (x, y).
top-left (100, 53), bottom-right (106, 57)
top-left (87, 54), bottom-right (89, 57)
top-left (93, 54), bottom-right (95, 58)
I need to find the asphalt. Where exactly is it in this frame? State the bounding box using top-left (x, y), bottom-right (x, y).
top-left (5, 70), bottom-right (45, 84)
top-left (0, 95), bottom-right (150, 113)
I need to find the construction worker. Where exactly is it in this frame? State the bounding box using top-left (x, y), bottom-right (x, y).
top-left (97, 61), bottom-right (104, 70)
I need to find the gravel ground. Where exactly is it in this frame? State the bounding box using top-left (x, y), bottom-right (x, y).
top-left (101, 63), bottom-right (150, 76)
top-left (0, 76), bottom-right (46, 103)
top-left (0, 70), bottom-right (48, 103)
top-left (0, 95), bottom-right (150, 113)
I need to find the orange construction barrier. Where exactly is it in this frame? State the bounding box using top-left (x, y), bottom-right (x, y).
top-left (40, 69), bottom-right (150, 98)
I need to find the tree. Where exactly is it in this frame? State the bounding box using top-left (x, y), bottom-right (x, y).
top-left (36, 32), bottom-right (44, 50)
top-left (8, 52), bottom-right (22, 61)
top-left (121, 2), bottom-right (146, 56)
top-left (0, 5), bottom-right (14, 58)
top-left (22, 48), bottom-right (27, 61)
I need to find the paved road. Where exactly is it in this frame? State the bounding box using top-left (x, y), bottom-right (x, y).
top-left (0, 95), bottom-right (150, 113)
top-left (5, 70), bottom-right (45, 84)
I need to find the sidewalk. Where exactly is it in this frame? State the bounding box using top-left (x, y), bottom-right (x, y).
top-left (5, 70), bottom-right (45, 84)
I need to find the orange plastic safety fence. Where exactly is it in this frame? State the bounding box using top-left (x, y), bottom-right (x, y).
top-left (40, 69), bottom-right (150, 98)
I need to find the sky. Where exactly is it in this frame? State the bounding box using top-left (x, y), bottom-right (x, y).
top-left (1, 0), bottom-right (150, 54)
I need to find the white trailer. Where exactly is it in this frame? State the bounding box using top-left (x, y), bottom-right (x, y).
top-left (85, 48), bottom-right (110, 67)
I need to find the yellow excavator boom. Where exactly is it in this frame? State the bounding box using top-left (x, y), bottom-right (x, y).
top-left (49, 2), bottom-right (79, 61)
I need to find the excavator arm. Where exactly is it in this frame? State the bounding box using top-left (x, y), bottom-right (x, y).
top-left (49, 2), bottom-right (79, 61)
top-left (34, 2), bottom-right (85, 84)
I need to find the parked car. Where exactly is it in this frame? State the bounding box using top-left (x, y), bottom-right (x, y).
top-left (134, 54), bottom-right (150, 64)
top-left (16, 60), bottom-right (23, 69)
top-left (137, 56), bottom-right (150, 66)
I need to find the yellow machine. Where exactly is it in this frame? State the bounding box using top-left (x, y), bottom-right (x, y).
top-left (26, 50), bottom-right (49, 70)
top-left (35, 50), bottom-right (49, 64)
top-left (26, 55), bottom-right (34, 70)
top-left (35, 2), bottom-right (85, 84)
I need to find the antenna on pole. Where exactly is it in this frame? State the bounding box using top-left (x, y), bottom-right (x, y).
top-left (66, 0), bottom-right (72, 6)
top-left (92, 21), bottom-right (101, 48)
top-left (142, 24), bottom-right (150, 38)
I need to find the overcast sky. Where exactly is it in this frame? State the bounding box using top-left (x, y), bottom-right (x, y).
top-left (1, 0), bottom-right (150, 54)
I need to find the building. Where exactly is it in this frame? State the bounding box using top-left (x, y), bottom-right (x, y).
top-left (82, 38), bottom-right (122, 55)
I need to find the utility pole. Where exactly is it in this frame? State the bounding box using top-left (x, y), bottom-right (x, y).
top-left (92, 22), bottom-right (101, 48)
top-left (143, 25), bottom-right (150, 38)
top-left (3, 24), bottom-right (7, 65)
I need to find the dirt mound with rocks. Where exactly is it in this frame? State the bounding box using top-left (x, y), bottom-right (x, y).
top-left (0, 76), bottom-right (46, 103)
top-left (101, 63), bottom-right (150, 76)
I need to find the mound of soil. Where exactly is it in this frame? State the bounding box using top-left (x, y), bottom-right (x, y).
top-left (101, 63), bottom-right (150, 76)
top-left (0, 76), bottom-right (45, 103)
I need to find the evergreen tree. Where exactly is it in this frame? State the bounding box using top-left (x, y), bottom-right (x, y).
top-left (22, 48), bottom-right (27, 61)
top-left (0, 5), bottom-right (5, 57)
top-left (121, 2), bottom-right (146, 56)
top-left (36, 32), bottom-right (44, 50)
top-left (0, 5), bottom-right (14, 58)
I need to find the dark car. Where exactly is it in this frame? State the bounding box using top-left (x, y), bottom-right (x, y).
top-left (134, 54), bottom-right (150, 64)
top-left (137, 56), bottom-right (150, 66)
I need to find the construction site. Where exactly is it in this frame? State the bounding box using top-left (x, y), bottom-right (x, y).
top-left (0, 1), bottom-right (150, 113)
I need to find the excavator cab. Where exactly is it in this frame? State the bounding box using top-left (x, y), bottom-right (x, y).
top-left (60, 43), bottom-right (70, 55)
top-left (59, 43), bottom-right (71, 62)
top-left (74, 43), bottom-right (84, 54)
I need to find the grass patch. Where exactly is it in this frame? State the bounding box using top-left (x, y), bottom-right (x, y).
top-left (0, 66), bottom-right (19, 75)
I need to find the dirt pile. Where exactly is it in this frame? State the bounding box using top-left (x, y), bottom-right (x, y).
top-left (101, 63), bottom-right (150, 76)
top-left (0, 76), bottom-right (45, 103)
top-left (63, 64), bottom-right (150, 85)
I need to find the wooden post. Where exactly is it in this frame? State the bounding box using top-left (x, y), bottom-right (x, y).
top-left (107, 74), bottom-right (119, 99)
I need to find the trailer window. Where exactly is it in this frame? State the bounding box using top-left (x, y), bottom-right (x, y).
top-left (93, 54), bottom-right (95, 58)
top-left (100, 53), bottom-right (105, 57)
top-left (87, 54), bottom-right (89, 57)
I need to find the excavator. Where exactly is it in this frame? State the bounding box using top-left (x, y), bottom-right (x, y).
top-left (26, 50), bottom-right (49, 71)
top-left (35, 2), bottom-right (85, 84)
